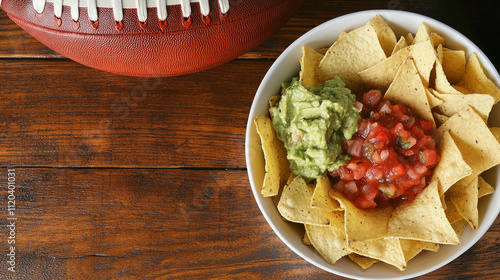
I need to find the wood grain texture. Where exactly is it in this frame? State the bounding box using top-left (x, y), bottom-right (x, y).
top-left (0, 168), bottom-right (498, 279)
top-left (0, 0), bottom-right (499, 279)
top-left (2, 0), bottom-right (499, 68)
top-left (0, 58), bottom-right (270, 168)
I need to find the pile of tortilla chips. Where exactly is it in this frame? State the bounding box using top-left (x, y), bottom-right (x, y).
top-left (254, 14), bottom-right (500, 270)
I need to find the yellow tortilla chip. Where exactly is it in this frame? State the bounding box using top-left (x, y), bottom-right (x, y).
top-left (433, 112), bottom-right (449, 126)
top-left (448, 176), bottom-right (479, 229)
top-left (254, 116), bottom-right (290, 197)
top-left (268, 95), bottom-right (280, 108)
top-left (405, 32), bottom-right (414, 45)
top-left (432, 130), bottom-right (473, 205)
top-left (409, 38), bottom-right (437, 85)
top-left (490, 127), bottom-right (500, 143)
top-left (367, 14), bottom-right (397, 57)
top-left (478, 176), bottom-right (495, 198)
top-left (451, 219), bottom-right (469, 237)
top-left (445, 194), bottom-right (464, 224)
top-left (436, 44), bottom-right (443, 64)
top-left (391, 36), bottom-right (408, 56)
top-left (434, 105), bottom-right (500, 183)
top-left (425, 87), bottom-right (444, 108)
top-left (424, 242), bottom-right (440, 252)
top-left (299, 45), bottom-right (324, 87)
top-left (329, 190), bottom-right (393, 242)
top-left (387, 180), bottom-right (460, 245)
top-left (400, 239), bottom-right (436, 263)
top-left (278, 176), bottom-right (340, 226)
top-left (348, 254), bottom-right (379, 269)
top-left (305, 220), bottom-right (351, 264)
top-left (412, 22), bottom-right (430, 44)
top-left (316, 47), bottom-right (329, 55)
top-left (348, 237), bottom-right (407, 271)
top-left (430, 88), bottom-right (495, 122)
top-left (358, 46), bottom-right (410, 92)
top-left (457, 53), bottom-right (500, 103)
top-left (318, 22), bottom-right (387, 92)
top-left (430, 32), bottom-right (445, 48)
top-left (384, 57), bottom-right (434, 126)
top-left (359, 38), bottom-right (436, 91)
top-left (442, 48), bottom-right (466, 84)
top-left (434, 58), bottom-right (464, 95)
top-left (303, 231), bottom-right (312, 245)
top-left (311, 175), bottom-right (342, 211)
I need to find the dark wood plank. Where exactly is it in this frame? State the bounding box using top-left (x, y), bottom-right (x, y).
top-left (1, 168), bottom-right (498, 279)
top-left (0, 58), bottom-right (272, 168)
top-left (2, 0), bottom-right (499, 69)
top-left (1, 168), bottom-right (335, 279)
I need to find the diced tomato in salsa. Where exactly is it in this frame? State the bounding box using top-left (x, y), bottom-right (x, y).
top-left (330, 89), bottom-right (440, 209)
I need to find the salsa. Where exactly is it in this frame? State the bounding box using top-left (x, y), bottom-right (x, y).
top-left (329, 90), bottom-right (440, 209)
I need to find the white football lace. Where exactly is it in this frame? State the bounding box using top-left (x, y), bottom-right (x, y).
top-left (32, 0), bottom-right (230, 23)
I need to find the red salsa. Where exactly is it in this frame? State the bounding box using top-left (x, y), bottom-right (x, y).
top-left (329, 90), bottom-right (440, 209)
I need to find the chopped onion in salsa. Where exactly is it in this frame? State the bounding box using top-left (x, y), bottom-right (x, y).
top-left (329, 90), bottom-right (440, 209)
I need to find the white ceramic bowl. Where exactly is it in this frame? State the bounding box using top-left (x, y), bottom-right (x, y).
top-left (245, 9), bottom-right (500, 279)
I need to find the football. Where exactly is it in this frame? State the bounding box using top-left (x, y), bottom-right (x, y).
top-left (2, 0), bottom-right (304, 77)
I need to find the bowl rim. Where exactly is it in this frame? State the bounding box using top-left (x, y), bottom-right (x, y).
top-left (245, 9), bottom-right (500, 280)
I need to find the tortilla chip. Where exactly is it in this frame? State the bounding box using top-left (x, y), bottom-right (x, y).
top-left (268, 95), bottom-right (280, 108)
top-left (358, 46), bottom-right (410, 92)
top-left (434, 59), bottom-right (464, 95)
top-left (425, 88), bottom-right (444, 108)
top-left (430, 88), bottom-right (495, 122)
top-left (391, 36), bottom-right (408, 56)
top-left (445, 194), bottom-right (464, 224)
top-left (433, 112), bottom-right (449, 126)
top-left (300, 45), bottom-right (324, 87)
top-left (254, 116), bottom-right (290, 197)
top-left (434, 105), bottom-right (500, 183)
top-left (384, 57), bottom-right (434, 126)
top-left (387, 180), bottom-right (460, 245)
top-left (311, 175), bottom-right (342, 211)
top-left (442, 48), bottom-right (466, 84)
top-left (316, 47), bottom-right (329, 55)
top-left (359, 38), bottom-right (436, 91)
top-left (405, 32), bottom-right (414, 45)
top-left (451, 219), bottom-right (469, 237)
top-left (305, 221), bottom-right (351, 264)
top-left (432, 130), bottom-right (473, 207)
top-left (273, 172), bottom-right (297, 208)
top-left (367, 14), bottom-right (397, 57)
top-left (329, 190), bottom-right (394, 242)
top-left (424, 242), bottom-right (440, 252)
top-left (448, 176), bottom-right (479, 229)
top-left (433, 130), bottom-right (473, 192)
top-left (303, 231), bottom-right (312, 245)
top-left (318, 22), bottom-right (387, 92)
top-left (399, 239), bottom-right (436, 263)
top-left (348, 237), bottom-right (407, 271)
top-left (409, 38), bottom-right (437, 85)
top-left (413, 22), bottom-right (430, 44)
top-left (348, 254), bottom-right (379, 269)
top-left (430, 32), bottom-right (445, 48)
top-left (278, 176), bottom-right (340, 226)
top-left (490, 127), bottom-right (500, 143)
top-left (457, 53), bottom-right (500, 103)
top-left (478, 176), bottom-right (495, 198)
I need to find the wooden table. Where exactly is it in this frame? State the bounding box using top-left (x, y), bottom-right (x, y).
top-left (1, 1), bottom-right (499, 279)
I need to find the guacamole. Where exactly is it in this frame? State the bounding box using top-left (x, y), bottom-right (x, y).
top-left (269, 76), bottom-right (360, 180)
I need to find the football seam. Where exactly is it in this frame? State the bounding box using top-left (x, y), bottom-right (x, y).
top-left (6, 0), bottom-right (292, 38)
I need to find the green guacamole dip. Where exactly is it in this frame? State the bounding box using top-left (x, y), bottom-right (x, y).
top-left (269, 76), bottom-right (360, 180)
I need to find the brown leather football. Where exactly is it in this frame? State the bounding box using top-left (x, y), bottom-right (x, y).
top-left (2, 0), bottom-right (304, 77)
